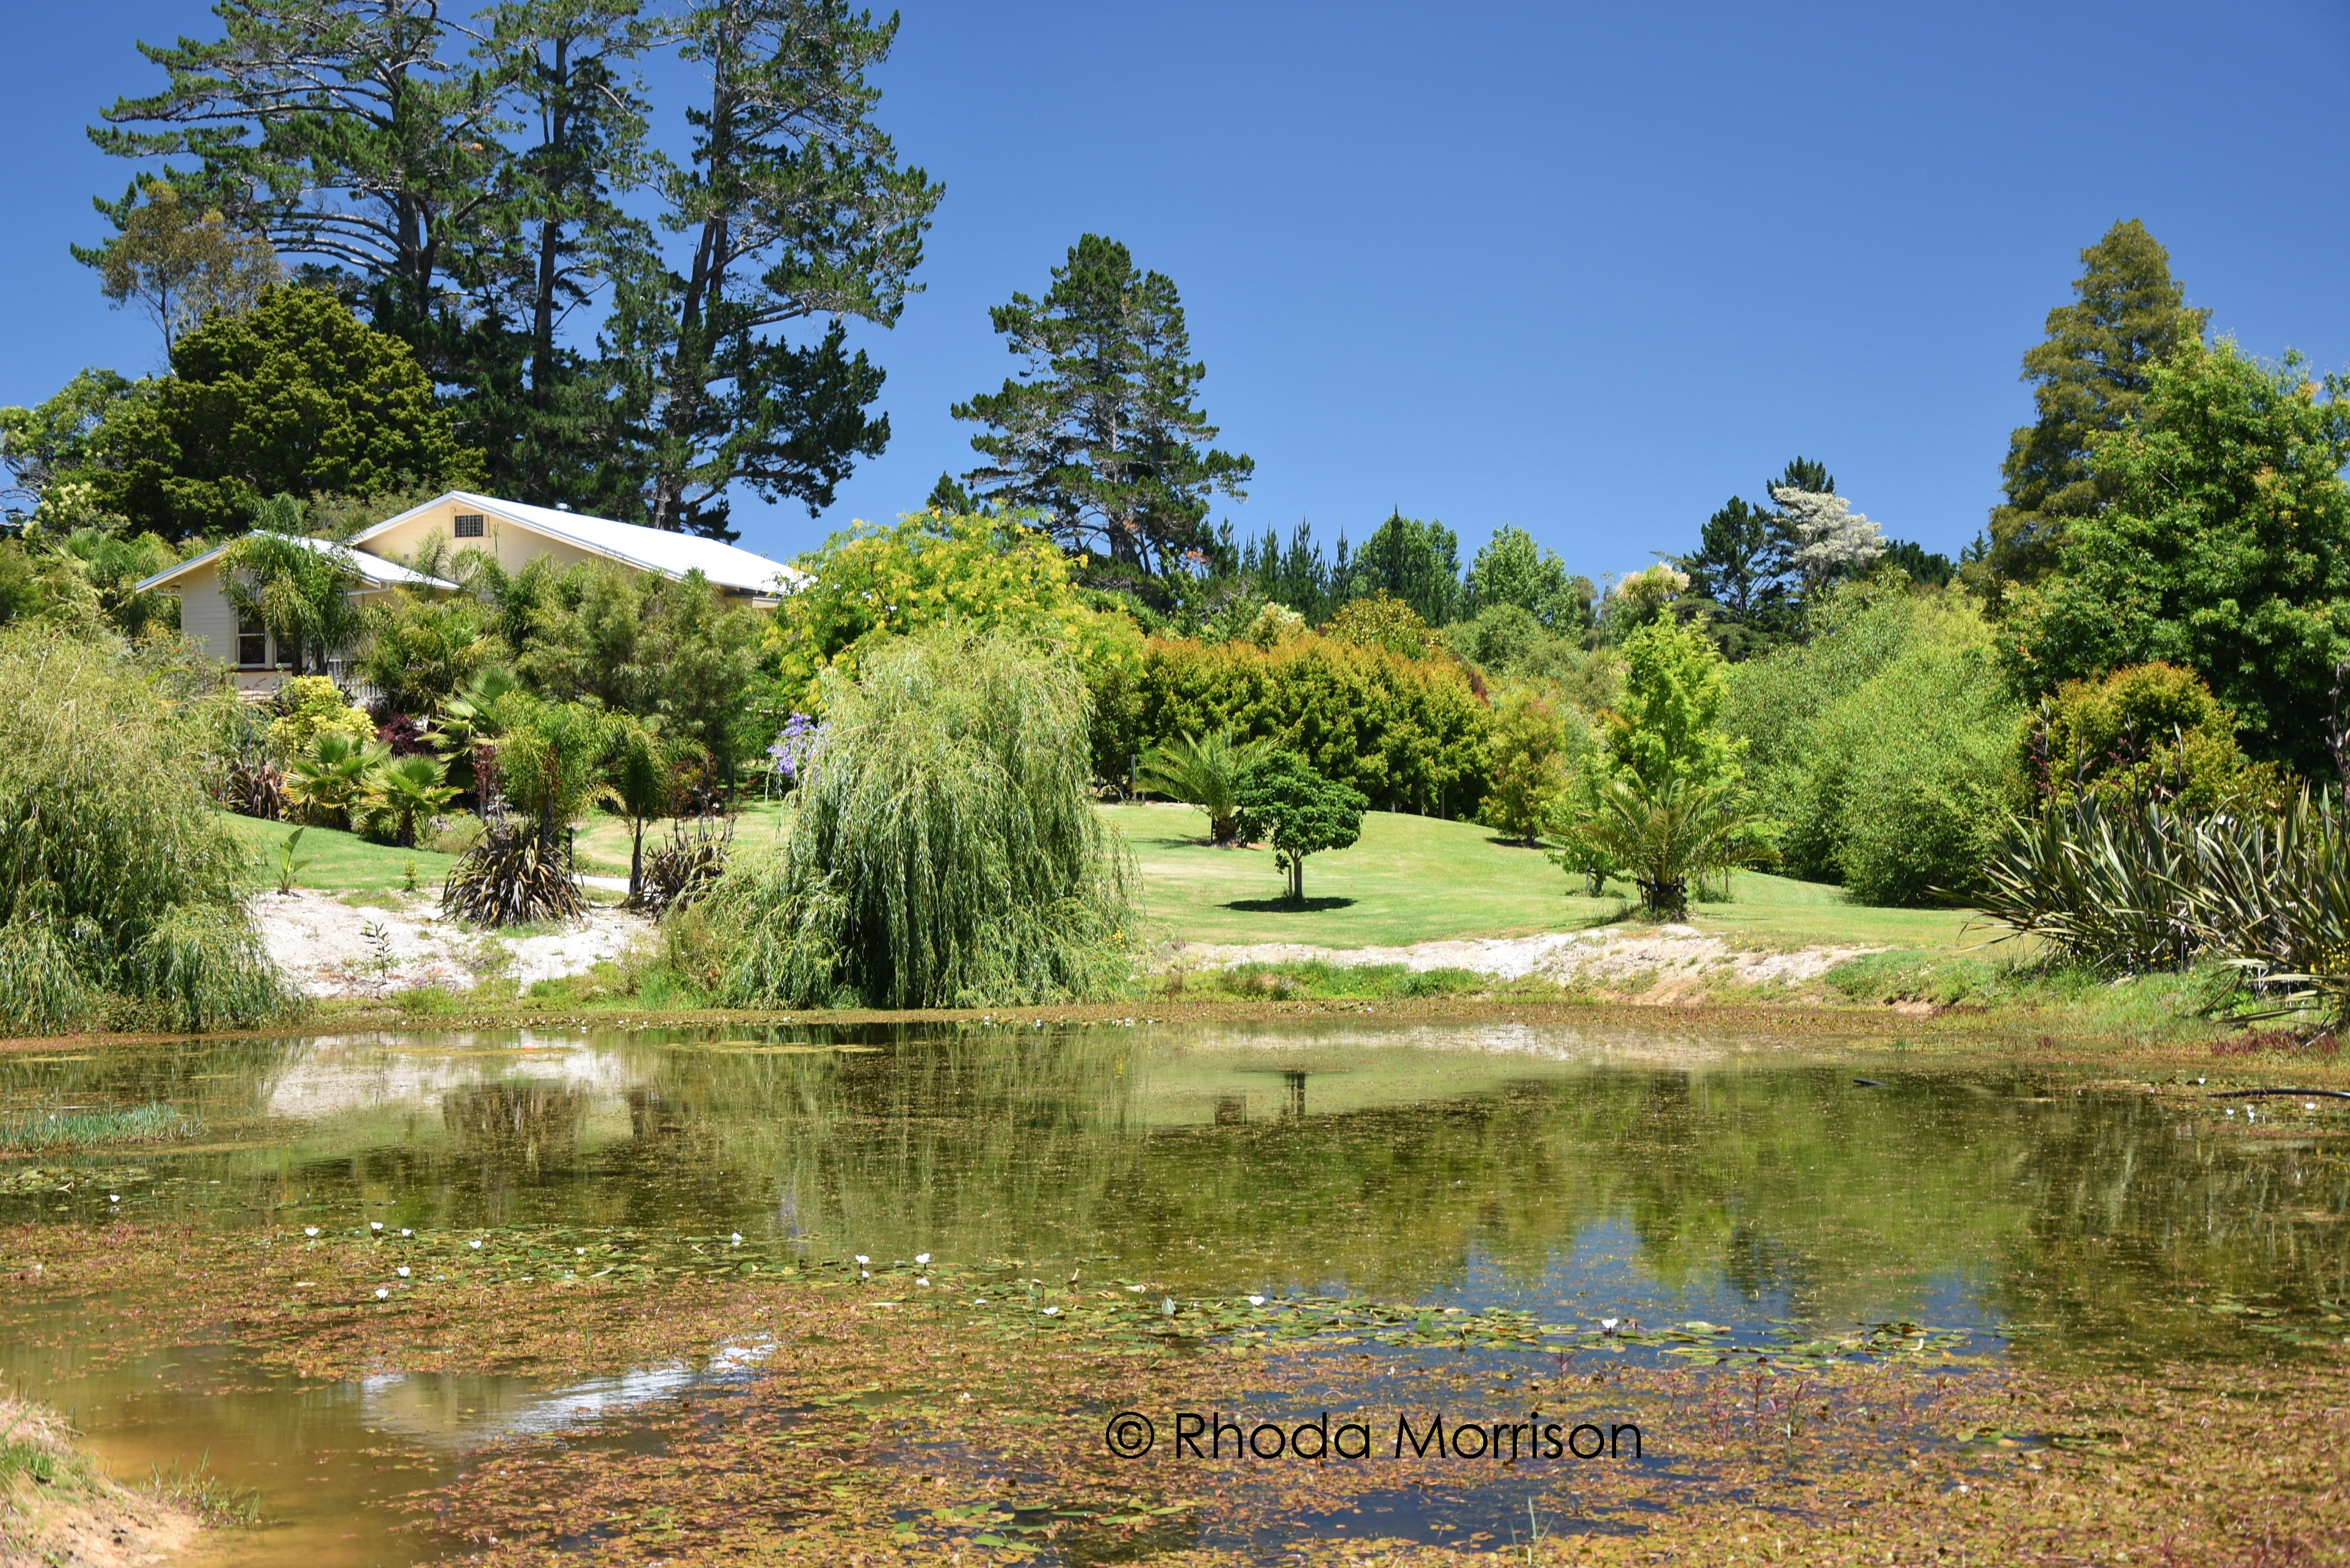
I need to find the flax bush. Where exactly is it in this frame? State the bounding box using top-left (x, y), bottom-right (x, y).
top-left (0, 627), bottom-right (291, 1033)
top-left (697, 627), bottom-right (1137, 1009)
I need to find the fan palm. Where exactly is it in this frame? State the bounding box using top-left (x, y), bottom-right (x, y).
top-left (286, 731), bottom-right (389, 831)
top-left (363, 753), bottom-right (461, 849)
top-left (1137, 729), bottom-right (1270, 843)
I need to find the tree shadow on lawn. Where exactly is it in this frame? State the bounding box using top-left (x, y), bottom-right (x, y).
top-left (1220, 897), bottom-right (1357, 914)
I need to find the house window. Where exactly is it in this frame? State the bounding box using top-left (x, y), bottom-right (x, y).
top-left (236, 610), bottom-right (268, 668)
top-left (454, 514), bottom-right (485, 538)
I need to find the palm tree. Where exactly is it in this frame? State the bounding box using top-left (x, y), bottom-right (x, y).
top-left (217, 503), bottom-right (366, 676)
top-left (1137, 729), bottom-right (1269, 843)
top-left (286, 731), bottom-right (389, 831)
top-left (1559, 772), bottom-right (1777, 918)
top-left (364, 753), bottom-right (461, 849)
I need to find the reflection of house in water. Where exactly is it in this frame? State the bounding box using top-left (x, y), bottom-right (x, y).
top-left (260, 1034), bottom-right (639, 1122)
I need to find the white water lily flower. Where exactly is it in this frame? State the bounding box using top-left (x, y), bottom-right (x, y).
top-left (974, 1299), bottom-right (988, 1306)
top-left (730, 1233), bottom-right (743, 1245)
top-left (915, 1253), bottom-right (930, 1265)
top-left (396, 1265), bottom-right (411, 1278)
top-left (374, 1287), bottom-right (390, 1299)
top-left (400, 1229), bottom-right (412, 1237)
top-left (1248, 1295), bottom-right (1265, 1307)
top-left (469, 1239), bottom-right (482, 1249)
top-left (860, 1271), bottom-right (870, 1279)
top-left (916, 1277), bottom-right (930, 1287)
top-left (304, 1227), bottom-right (319, 1237)
top-left (1602, 1318), bottom-right (1620, 1332)
top-left (109, 1194), bottom-right (120, 1204)
top-left (370, 1221), bottom-right (384, 1232)
top-left (855, 1254), bottom-right (870, 1265)
top-left (576, 1248), bottom-right (586, 1255)
top-left (2308, 1103), bottom-right (2319, 1112)
top-left (1043, 1306), bottom-right (1061, 1316)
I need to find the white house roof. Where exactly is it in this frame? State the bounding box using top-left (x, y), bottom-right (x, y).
top-left (134, 533), bottom-right (460, 595)
top-left (353, 491), bottom-right (810, 596)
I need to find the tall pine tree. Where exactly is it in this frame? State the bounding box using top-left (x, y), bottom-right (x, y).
top-left (1984, 220), bottom-right (2208, 591)
top-left (950, 234), bottom-right (1252, 585)
top-left (617, 0), bottom-right (940, 538)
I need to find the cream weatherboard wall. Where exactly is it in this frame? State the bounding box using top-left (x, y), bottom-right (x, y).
top-left (359, 496), bottom-right (604, 576)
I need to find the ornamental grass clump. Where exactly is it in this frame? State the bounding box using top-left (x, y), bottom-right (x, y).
top-left (698, 627), bottom-right (1137, 1009)
top-left (0, 627), bottom-right (291, 1034)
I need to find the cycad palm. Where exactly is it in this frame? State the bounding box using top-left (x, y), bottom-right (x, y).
top-left (1138, 729), bottom-right (1268, 843)
top-left (1558, 772), bottom-right (1776, 917)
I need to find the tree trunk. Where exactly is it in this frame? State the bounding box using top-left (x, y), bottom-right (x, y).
top-left (629, 817), bottom-right (646, 902)
top-left (1288, 855), bottom-right (1304, 903)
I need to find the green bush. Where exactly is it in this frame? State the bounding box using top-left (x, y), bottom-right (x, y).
top-left (1729, 585), bottom-right (2021, 905)
top-left (697, 627), bottom-right (1138, 1009)
top-left (0, 626), bottom-right (292, 1033)
top-left (1133, 630), bottom-right (1490, 815)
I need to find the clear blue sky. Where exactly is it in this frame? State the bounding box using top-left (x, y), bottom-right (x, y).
top-left (5, 0), bottom-right (2347, 579)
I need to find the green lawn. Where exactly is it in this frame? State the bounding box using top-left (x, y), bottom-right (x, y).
top-left (220, 812), bottom-right (459, 894)
top-left (1111, 802), bottom-right (1984, 955)
top-left (221, 798), bottom-right (1987, 960)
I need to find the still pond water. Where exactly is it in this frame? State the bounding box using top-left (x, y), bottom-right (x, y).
top-left (3, 1019), bottom-right (2345, 1563)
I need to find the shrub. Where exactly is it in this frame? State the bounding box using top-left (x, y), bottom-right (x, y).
top-left (1134, 631), bottom-right (1490, 815)
top-left (1730, 585), bottom-right (2021, 905)
top-left (266, 675), bottom-right (376, 759)
top-left (2018, 661), bottom-right (2268, 812)
top-left (0, 626), bottom-right (291, 1033)
top-left (697, 627), bottom-right (1137, 1009)
top-left (1479, 690), bottom-right (1580, 845)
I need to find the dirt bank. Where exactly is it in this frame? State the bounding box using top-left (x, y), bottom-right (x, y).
top-left (1168, 925), bottom-right (1883, 993)
top-left (0, 1399), bottom-right (195, 1568)
top-left (247, 889), bottom-right (651, 1000)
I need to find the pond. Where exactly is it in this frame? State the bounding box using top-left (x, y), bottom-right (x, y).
top-left (3, 1020), bottom-right (2345, 1563)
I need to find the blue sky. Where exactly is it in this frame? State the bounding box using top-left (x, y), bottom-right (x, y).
top-left (5, 0), bottom-right (2348, 579)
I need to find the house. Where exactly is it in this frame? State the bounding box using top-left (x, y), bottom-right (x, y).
top-left (136, 490), bottom-right (808, 696)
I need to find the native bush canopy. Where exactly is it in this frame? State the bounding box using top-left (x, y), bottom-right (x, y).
top-left (694, 628), bottom-right (1136, 1009)
top-left (65, 287), bottom-right (483, 539)
top-left (0, 626), bottom-right (289, 1033)
top-left (2005, 338), bottom-right (2350, 778)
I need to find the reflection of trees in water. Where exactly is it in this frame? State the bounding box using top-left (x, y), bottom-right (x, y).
top-left (434, 1082), bottom-right (588, 1226)
top-left (1992, 1093), bottom-right (2350, 1365)
top-left (444, 1083), bottom-right (584, 1169)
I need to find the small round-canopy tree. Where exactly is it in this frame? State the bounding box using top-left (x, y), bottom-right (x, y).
top-left (1234, 750), bottom-right (1369, 903)
top-left (702, 627), bottom-right (1137, 1009)
top-left (0, 626), bottom-right (288, 1032)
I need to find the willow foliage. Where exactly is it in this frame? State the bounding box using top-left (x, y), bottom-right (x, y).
top-left (700, 628), bottom-right (1137, 1009)
top-left (0, 627), bottom-right (290, 1033)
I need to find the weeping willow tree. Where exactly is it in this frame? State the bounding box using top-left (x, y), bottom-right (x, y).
top-left (0, 627), bottom-right (291, 1033)
top-left (698, 627), bottom-right (1138, 1009)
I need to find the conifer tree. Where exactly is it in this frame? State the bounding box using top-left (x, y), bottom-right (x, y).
top-left (1984, 220), bottom-right (2209, 591)
top-left (950, 234), bottom-right (1252, 583)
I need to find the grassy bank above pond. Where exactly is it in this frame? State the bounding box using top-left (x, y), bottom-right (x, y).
top-left (226, 801), bottom-right (1982, 955)
top-left (1111, 802), bottom-right (1982, 954)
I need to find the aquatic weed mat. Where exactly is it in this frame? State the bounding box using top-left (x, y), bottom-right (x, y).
top-left (8, 1228), bottom-right (2348, 1563)
top-left (399, 1305), bottom-right (2350, 1565)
